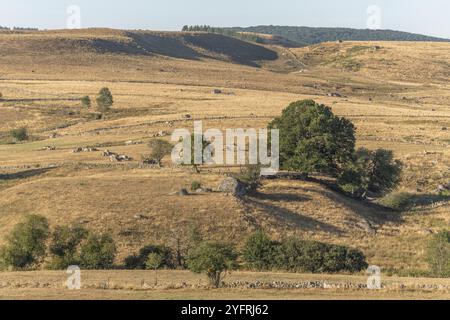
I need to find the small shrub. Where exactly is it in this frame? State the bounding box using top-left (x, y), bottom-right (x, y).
top-left (235, 165), bottom-right (261, 193)
top-left (187, 241), bottom-right (238, 288)
top-left (124, 244), bottom-right (174, 270)
top-left (10, 127), bottom-right (29, 141)
top-left (81, 96), bottom-right (91, 108)
top-left (426, 230), bottom-right (450, 277)
top-left (79, 233), bottom-right (116, 269)
top-left (0, 215), bottom-right (49, 270)
top-left (379, 192), bottom-right (415, 211)
top-left (146, 252), bottom-right (164, 285)
top-left (96, 87), bottom-right (113, 112)
top-left (191, 181), bottom-right (202, 191)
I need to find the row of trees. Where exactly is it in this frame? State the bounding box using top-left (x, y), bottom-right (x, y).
top-left (181, 25), bottom-right (264, 44)
top-left (1, 215), bottom-right (449, 285)
top-left (125, 229), bottom-right (368, 287)
top-left (0, 215), bottom-right (116, 270)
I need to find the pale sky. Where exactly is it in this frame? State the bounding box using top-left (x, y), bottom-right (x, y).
top-left (1, 0), bottom-right (449, 38)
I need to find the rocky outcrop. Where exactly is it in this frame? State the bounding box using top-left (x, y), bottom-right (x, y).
top-left (218, 177), bottom-right (247, 197)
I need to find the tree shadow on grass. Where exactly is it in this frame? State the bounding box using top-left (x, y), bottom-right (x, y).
top-left (305, 186), bottom-right (403, 225)
top-left (0, 167), bottom-right (55, 180)
top-left (251, 191), bottom-right (312, 203)
top-left (245, 193), bottom-right (344, 235)
top-left (399, 193), bottom-right (450, 214)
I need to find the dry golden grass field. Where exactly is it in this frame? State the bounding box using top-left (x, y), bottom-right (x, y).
top-left (0, 29), bottom-right (449, 299)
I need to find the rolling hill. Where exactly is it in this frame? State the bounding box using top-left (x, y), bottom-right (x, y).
top-left (224, 26), bottom-right (450, 45)
top-left (0, 29), bottom-right (278, 67)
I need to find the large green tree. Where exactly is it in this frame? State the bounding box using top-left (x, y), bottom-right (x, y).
top-left (269, 100), bottom-right (355, 176)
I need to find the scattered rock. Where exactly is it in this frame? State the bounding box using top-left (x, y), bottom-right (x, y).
top-left (72, 147), bottom-right (98, 153)
top-left (125, 140), bottom-right (142, 145)
top-left (102, 149), bottom-right (132, 162)
top-left (49, 133), bottom-right (60, 139)
top-left (41, 146), bottom-right (56, 151)
top-left (134, 214), bottom-right (150, 220)
top-left (177, 189), bottom-right (189, 196)
top-left (152, 131), bottom-right (168, 138)
top-left (110, 154), bottom-right (132, 162)
top-left (142, 158), bottom-right (158, 165)
top-left (327, 92), bottom-right (342, 98)
top-left (218, 177), bottom-right (247, 197)
top-left (437, 183), bottom-right (450, 193)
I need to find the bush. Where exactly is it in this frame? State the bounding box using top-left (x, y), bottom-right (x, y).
top-left (79, 233), bottom-right (116, 269)
top-left (147, 139), bottom-right (173, 166)
top-left (234, 165), bottom-right (261, 193)
top-left (426, 230), bottom-right (450, 277)
top-left (187, 241), bottom-right (238, 288)
top-left (96, 87), bottom-right (113, 112)
top-left (379, 192), bottom-right (415, 210)
top-left (269, 100), bottom-right (356, 177)
top-left (10, 127), bottom-right (29, 141)
top-left (242, 230), bottom-right (280, 271)
top-left (275, 238), bottom-right (367, 273)
top-left (0, 215), bottom-right (49, 270)
top-left (146, 252), bottom-right (164, 270)
top-left (124, 244), bottom-right (174, 270)
top-left (191, 181), bottom-right (202, 191)
top-left (47, 225), bottom-right (89, 269)
top-left (81, 96), bottom-right (91, 108)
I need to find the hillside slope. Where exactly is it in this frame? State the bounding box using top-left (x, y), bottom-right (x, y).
top-left (0, 29), bottom-right (278, 67)
top-left (225, 26), bottom-right (450, 45)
